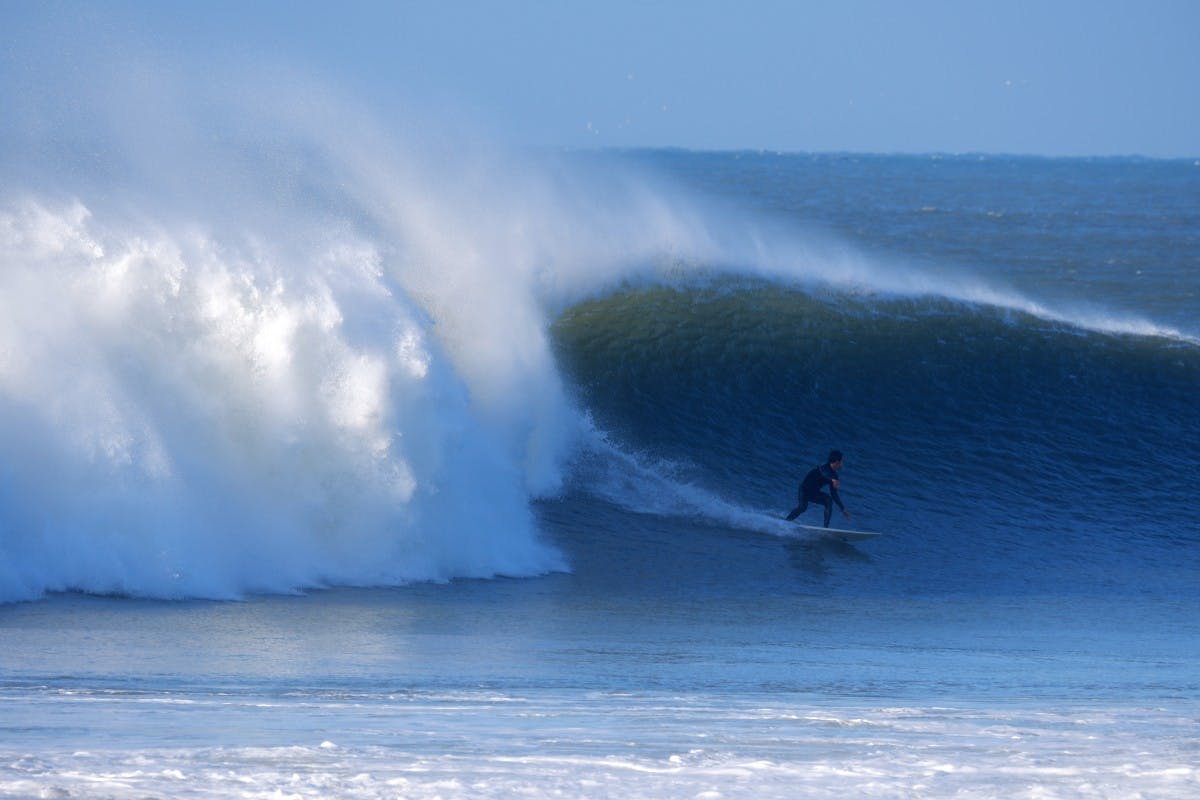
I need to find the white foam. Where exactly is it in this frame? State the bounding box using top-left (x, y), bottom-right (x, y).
top-left (0, 194), bottom-right (566, 601)
top-left (2, 696), bottom-right (1195, 800)
top-left (576, 426), bottom-right (799, 537)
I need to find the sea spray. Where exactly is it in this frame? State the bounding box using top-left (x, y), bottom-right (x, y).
top-left (0, 73), bottom-right (745, 601)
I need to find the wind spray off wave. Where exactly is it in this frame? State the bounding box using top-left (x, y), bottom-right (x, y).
top-left (0, 73), bottom-right (739, 602)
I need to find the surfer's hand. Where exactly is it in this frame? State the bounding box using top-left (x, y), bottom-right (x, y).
top-left (842, 509), bottom-right (852, 519)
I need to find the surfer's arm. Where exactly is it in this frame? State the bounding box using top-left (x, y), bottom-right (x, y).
top-left (829, 482), bottom-right (846, 511)
top-left (827, 476), bottom-right (851, 518)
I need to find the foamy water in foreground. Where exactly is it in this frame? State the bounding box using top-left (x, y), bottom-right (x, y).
top-left (5, 693), bottom-right (1195, 799)
top-left (3, 582), bottom-right (1198, 799)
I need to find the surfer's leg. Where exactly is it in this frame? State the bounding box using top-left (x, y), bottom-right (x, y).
top-left (786, 482), bottom-right (811, 521)
top-left (785, 498), bottom-right (809, 521)
top-left (816, 492), bottom-right (834, 527)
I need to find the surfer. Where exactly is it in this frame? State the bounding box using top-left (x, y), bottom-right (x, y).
top-left (785, 450), bottom-right (852, 528)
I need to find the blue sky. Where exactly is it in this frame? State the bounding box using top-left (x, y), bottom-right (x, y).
top-left (4, 0), bottom-right (1198, 157)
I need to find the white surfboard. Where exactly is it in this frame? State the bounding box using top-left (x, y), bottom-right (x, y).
top-left (793, 524), bottom-right (881, 542)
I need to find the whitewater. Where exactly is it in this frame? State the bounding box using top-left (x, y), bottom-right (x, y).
top-left (0, 98), bottom-right (689, 600)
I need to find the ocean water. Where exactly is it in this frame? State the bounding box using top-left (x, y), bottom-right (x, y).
top-left (2, 140), bottom-right (1199, 799)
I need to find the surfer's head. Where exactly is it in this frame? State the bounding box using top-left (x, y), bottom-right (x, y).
top-left (827, 450), bottom-right (844, 467)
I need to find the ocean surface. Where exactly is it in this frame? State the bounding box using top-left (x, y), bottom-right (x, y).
top-left (2, 145), bottom-right (1198, 798)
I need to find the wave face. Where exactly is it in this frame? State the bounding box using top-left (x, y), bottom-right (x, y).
top-left (545, 152), bottom-right (1200, 599)
top-left (552, 286), bottom-right (1200, 594)
top-left (1, 84), bottom-right (1198, 602)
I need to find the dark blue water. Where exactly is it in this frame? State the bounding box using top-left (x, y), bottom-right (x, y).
top-left (550, 153), bottom-right (1200, 600)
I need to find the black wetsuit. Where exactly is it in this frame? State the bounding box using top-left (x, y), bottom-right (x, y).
top-left (785, 462), bottom-right (845, 527)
